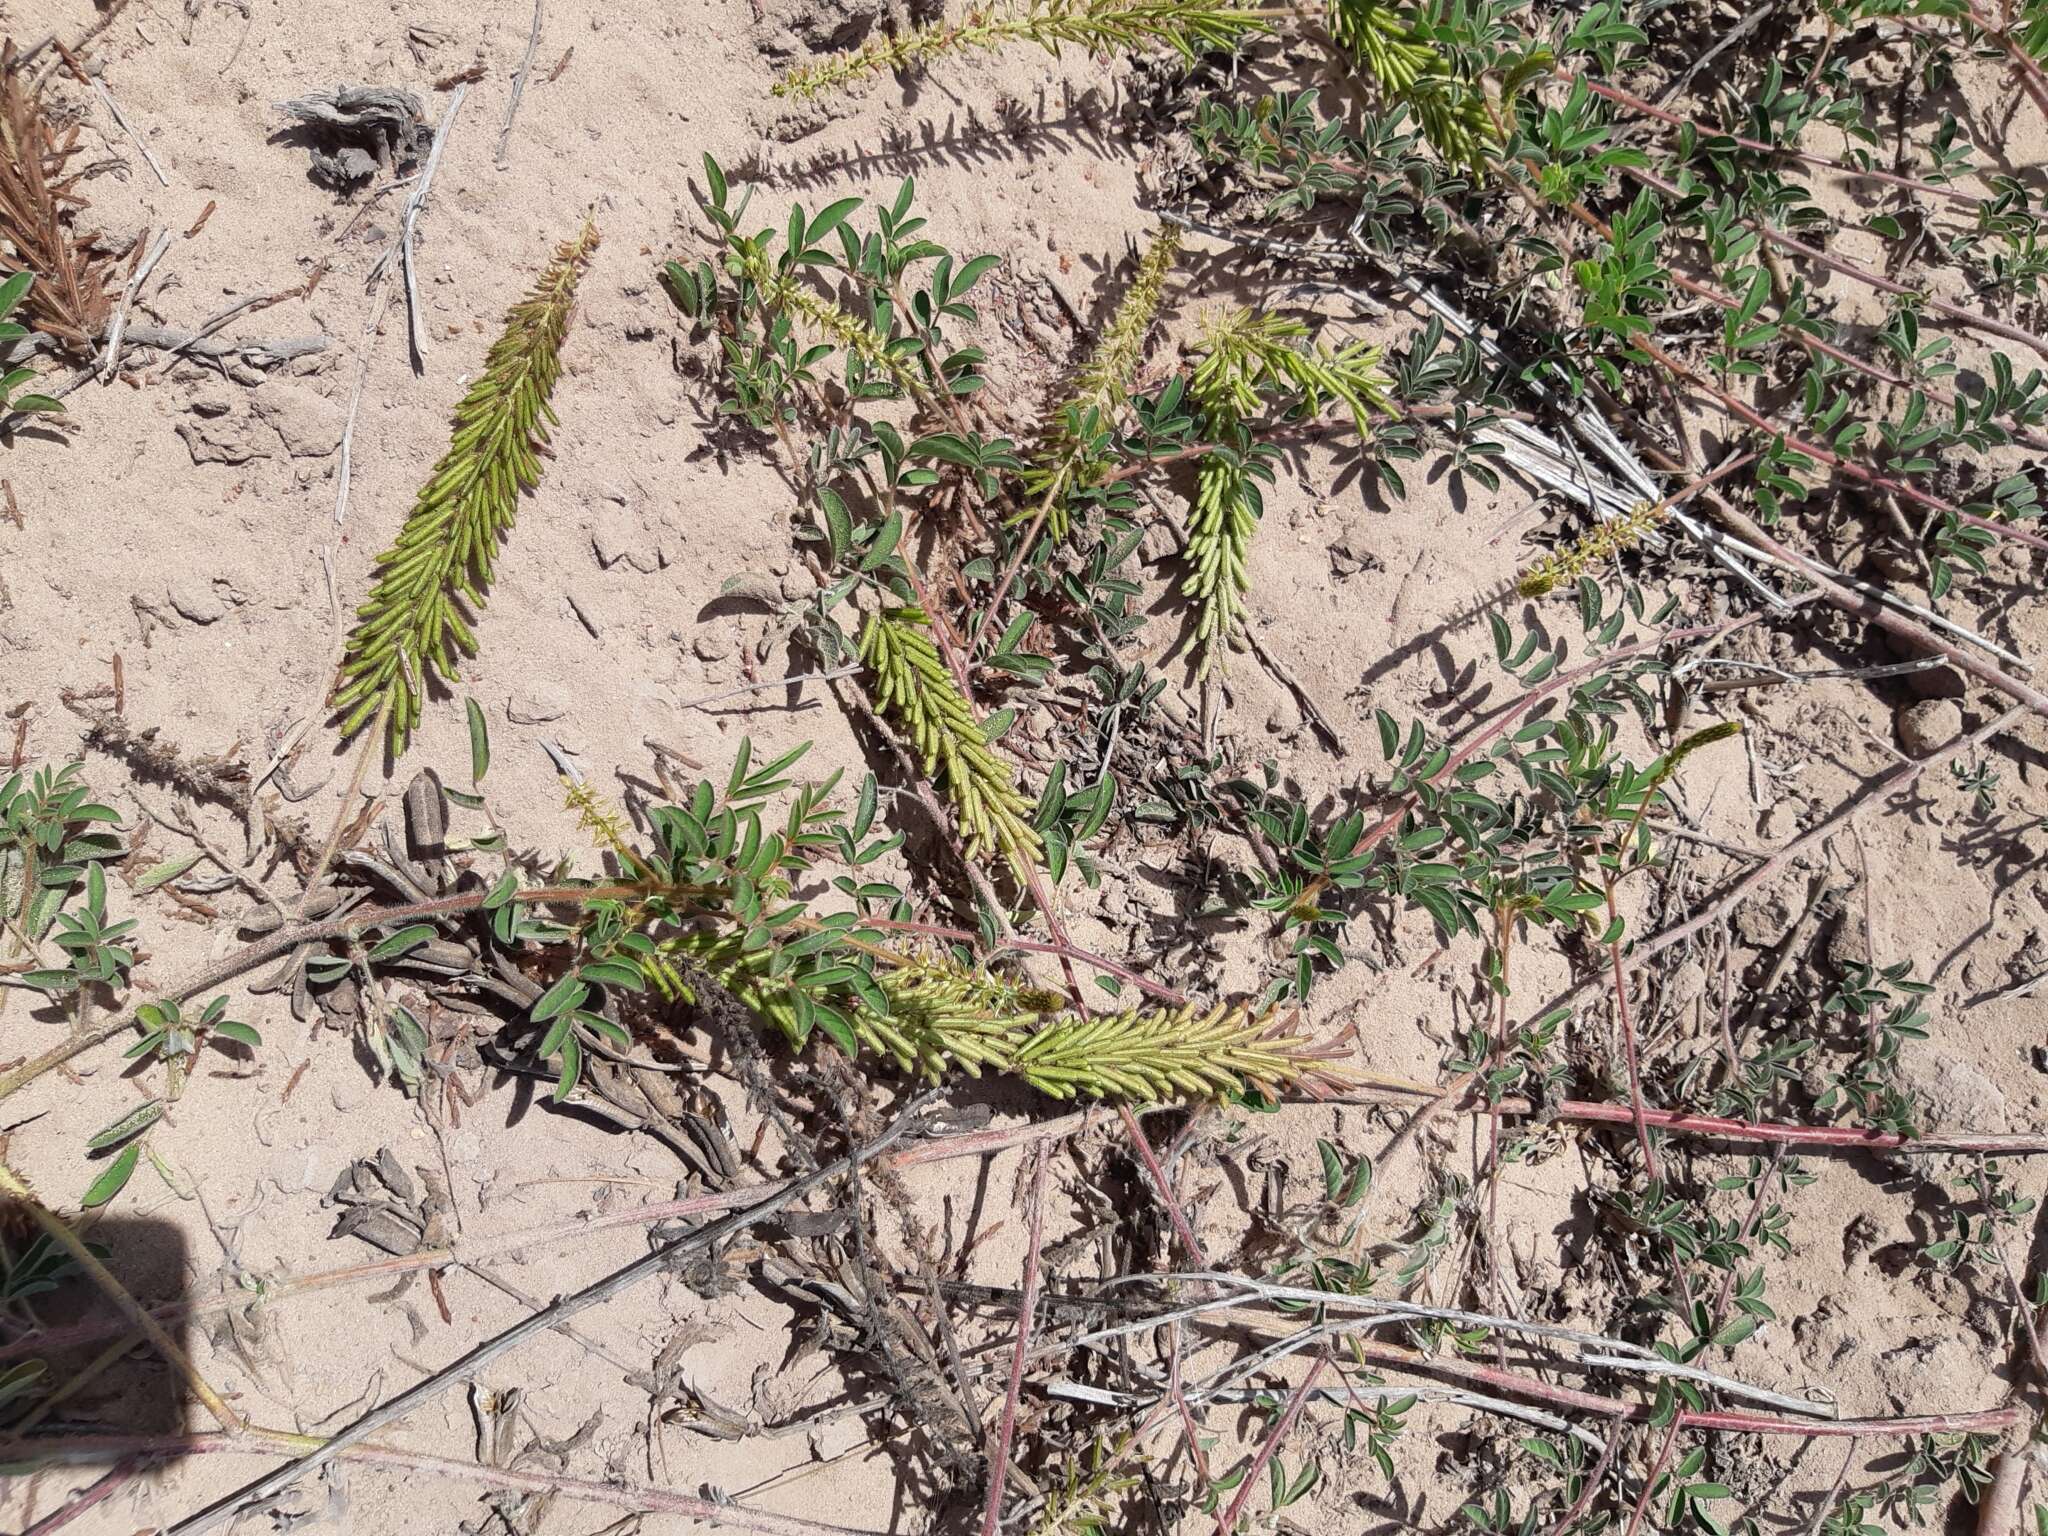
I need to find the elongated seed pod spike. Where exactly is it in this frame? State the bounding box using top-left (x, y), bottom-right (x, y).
top-left (335, 220), bottom-right (599, 752)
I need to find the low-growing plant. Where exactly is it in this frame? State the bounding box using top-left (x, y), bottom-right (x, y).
top-left (2, 762), bottom-right (124, 995)
top-left (10, 2), bottom-right (2048, 1530)
top-left (511, 735), bottom-right (1351, 1103)
top-left (1181, 308), bottom-right (1393, 674)
top-left (0, 271), bottom-right (63, 419)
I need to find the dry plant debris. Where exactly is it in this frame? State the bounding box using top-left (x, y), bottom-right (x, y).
top-left (0, 41), bottom-right (114, 354)
top-left (275, 84), bottom-right (429, 189)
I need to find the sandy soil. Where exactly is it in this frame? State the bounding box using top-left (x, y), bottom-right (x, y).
top-left (3, 1), bottom-right (2047, 1533)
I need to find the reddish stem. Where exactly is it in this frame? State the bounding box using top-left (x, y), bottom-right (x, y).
top-left (1213, 1352), bottom-right (1330, 1536)
top-left (1542, 1421), bottom-right (1631, 1536)
top-left (1567, 71), bottom-right (1980, 208)
top-left (1606, 923), bottom-right (1663, 1182)
top-left (22, 1460), bottom-right (140, 1536)
top-left (1624, 161), bottom-right (2048, 368)
top-left (1624, 1424), bottom-right (1682, 1536)
top-left (1966, 3), bottom-right (2048, 127)
top-left (1551, 1098), bottom-right (2048, 1154)
top-left (980, 1143), bottom-right (1050, 1536)
top-left (1120, 1102), bottom-right (1212, 1266)
top-left (1348, 1336), bottom-right (2019, 1437)
top-left (1678, 1406), bottom-right (2019, 1435)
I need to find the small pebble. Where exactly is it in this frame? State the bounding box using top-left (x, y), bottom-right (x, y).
top-left (167, 580), bottom-right (226, 625)
top-left (1896, 698), bottom-right (1961, 756)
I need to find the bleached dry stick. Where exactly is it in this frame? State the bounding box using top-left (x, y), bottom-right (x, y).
top-left (333, 281), bottom-right (394, 527)
top-left (369, 82), bottom-right (467, 373)
top-left (100, 228), bottom-right (172, 380)
top-left (123, 325), bottom-right (326, 366)
top-left (1057, 1272), bottom-right (1829, 1419)
top-left (90, 75), bottom-right (168, 186)
top-left (497, 0), bottom-right (542, 166)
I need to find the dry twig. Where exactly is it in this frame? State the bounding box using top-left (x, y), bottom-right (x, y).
top-left (497, 0), bottom-right (542, 165)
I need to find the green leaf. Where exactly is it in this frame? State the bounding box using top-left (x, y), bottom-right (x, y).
top-left (466, 697), bottom-right (491, 782)
top-left (862, 511), bottom-right (903, 570)
top-left (819, 487), bottom-right (853, 564)
top-left (83, 1144), bottom-right (141, 1208)
top-left (813, 1006), bottom-right (858, 1054)
top-left (1735, 265), bottom-right (1770, 325)
top-left (537, 1013), bottom-right (575, 1059)
top-left (952, 254), bottom-right (1001, 293)
top-left (1376, 709), bottom-right (1399, 759)
top-left (852, 772), bottom-right (877, 841)
top-left (806, 196), bottom-right (863, 248)
top-left (579, 960), bottom-right (646, 991)
top-left (1712, 1313), bottom-right (1757, 1347)
top-left (87, 1098), bottom-right (165, 1152)
top-left (135, 853), bottom-right (203, 892)
top-left (551, 1034), bottom-right (584, 1102)
top-left (1317, 1138), bottom-right (1345, 1199)
top-left (531, 971), bottom-right (589, 1022)
top-left (661, 259), bottom-right (701, 316)
top-left (368, 923), bottom-right (437, 961)
top-left (211, 1020), bottom-right (263, 1049)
